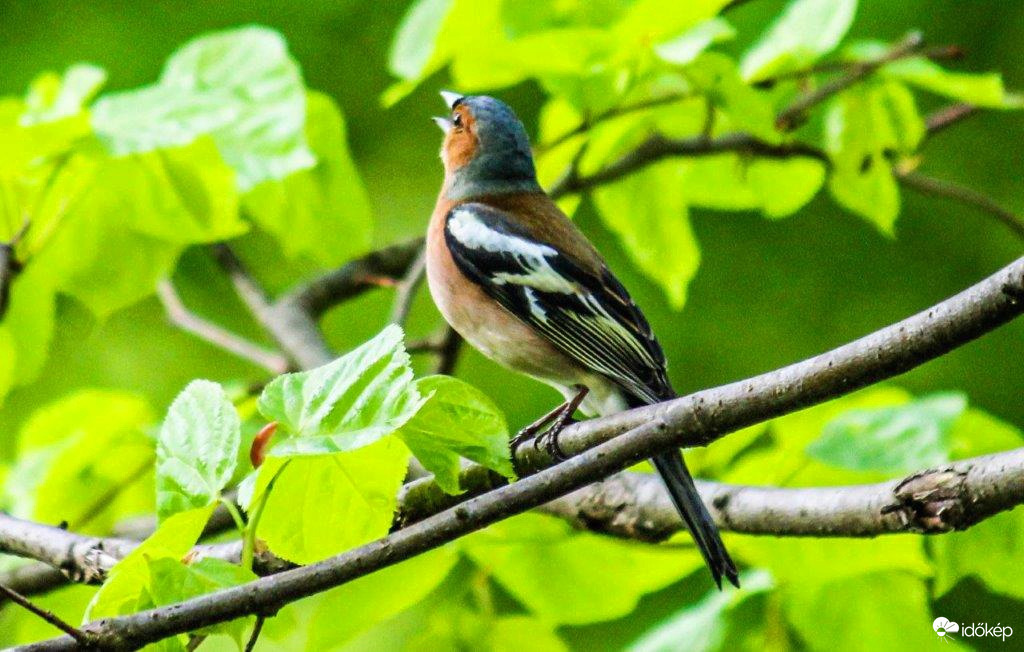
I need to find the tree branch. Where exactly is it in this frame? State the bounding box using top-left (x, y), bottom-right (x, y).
top-left (23, 255), bottom-right (1024, 650)
top-left (543, 449), bottom-right (1024, 540)
top-left (775, 31), bottom-right (924, 130)
top-left (547, 132), bottom-right (829, 199)
top-left (157, 281), bottom-right (289, 375)
top-left (0, 584), bottom-right (87, 645)
top-left (896, 170), bottom-right (1024, 243)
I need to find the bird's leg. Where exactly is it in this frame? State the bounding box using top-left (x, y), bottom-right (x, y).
top-left (535, 385), bottom-right (588, 462)
top-left (510, 402), bottom-right (567, 453)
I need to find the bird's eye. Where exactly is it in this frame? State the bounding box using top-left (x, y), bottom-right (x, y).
top-left (452, 112), bottom-right (463, 128)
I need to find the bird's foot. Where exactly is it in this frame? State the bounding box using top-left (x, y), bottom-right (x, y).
top-left (534, 414), bottom-right (578, 461)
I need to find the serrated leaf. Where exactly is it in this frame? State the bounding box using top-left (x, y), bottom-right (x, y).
top-left (398, 375), bottom-right (513, 494)
top-left (255, 437), bottom-right (410, 564)
top-left (148, 557), bottom-right (257, 643)
top-left (592, 160), bottom-right (700, 310)
top-left (242, 92), bottom-right (371, 267)
top-left (91, 26), bottom-right (314, 190)
top-left (157, 380), bottom-right (241, 520)
top-left (86, 504), bottom-right (214, 620)
top-left (806, 392), bottom-right (966, 473)
top-left (259, 325), bottom-right (425, 455)
top-left (741, 0), bottom-right (858, 82)
top-left (463, 513), bottom-right (702, 625)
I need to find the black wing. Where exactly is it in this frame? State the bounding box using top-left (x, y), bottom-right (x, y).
top-left (444, 202), bottom-right (672, 403)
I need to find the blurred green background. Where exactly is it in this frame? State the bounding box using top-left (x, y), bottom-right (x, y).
top-left (1, 1), bottom-right (1022, 649)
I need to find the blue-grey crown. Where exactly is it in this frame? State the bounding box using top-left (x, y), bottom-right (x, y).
top-left (448, 95), bottom-right (541, 200)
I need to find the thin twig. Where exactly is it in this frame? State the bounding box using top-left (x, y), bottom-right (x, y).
top-left (775, 31), bottom-right (925, 130)
top-left (0, 583), bottom-right (88, 644)
top-left (212, 244), bottom-right (333, 370)
top-left (244, 616), bottom-right (265, 652)
top-left (70, 456), bottom-right (154, 531)
top-left (536, 93), bottom-right (691, 154)
top-left (157, 281), bottom-right (288, 374)
top-left (897, 170), bottom-right (1024, 243)
top-left (388, 246), bottom-right (427, 325)
top-left (924, 103), bottom-right (978, 137)
top-left (432, 326), bottom-right (462, 375)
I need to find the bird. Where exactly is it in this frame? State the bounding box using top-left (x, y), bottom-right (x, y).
top-left (425, 91), bottom-right (739, 589)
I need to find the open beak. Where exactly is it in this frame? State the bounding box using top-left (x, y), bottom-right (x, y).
top-left (440, 90), bottom-right (464, 109)
top-left (432, 116), bottom-right (453, 134)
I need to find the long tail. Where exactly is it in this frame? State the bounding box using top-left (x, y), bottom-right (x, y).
top-left (650, 449), bottom-right (739, 589)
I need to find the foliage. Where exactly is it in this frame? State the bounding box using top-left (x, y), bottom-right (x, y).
top-left (1, 1), bottom-right (1023, 650)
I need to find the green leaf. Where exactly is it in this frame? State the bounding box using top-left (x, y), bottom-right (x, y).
top-left (741, 0), bottom-right (858, 81)
top-left (685, 53), bottom-right (779, 141)
top-left (398, 375), bottom-right (513, 494)
top-left (628, 570), bottom-right (772, 652)
top-left (254, 436), bottom-right (410, 564)
top-left (0, 265), bottom-right (55, 386)
top-left (746, 158), bottom-right (826, 218)
top-left (20, 63), bottom-right (107, 126)
top-left (388, 0), bottom-right (456, 79)
top-left (463, 513), bottom-right (703, 625)
top-left (806, 392), bottom-right (966, 473)
top-left (824, 87), bottom-right (904, 233)
top-left (593, 160), bottom-right (700, 310)
top-left (242, 92), bottom-right (372, 267)
top-left (782, 573), bottom-right (936, 652)
top-left (148, 557), bottom-right (257, 643)
top-left (948, 407), bottom-right (1024, 460)
top-left (307, 546), bottom-right (459, 647)
top-left (931, 509), bottom-right (1024, 599)
top-left (86, 504), bottom-right (215, 620)
top-left (157, 380), bottom-right (241, 521)
top-left (12, 390), bottom-right (154, 532)
top-left (90, 26), bottom-right (314, 190)
top-left (259, 325), bottom-right (425, 456)
top-left (654, 18), bottom-right (735, 65)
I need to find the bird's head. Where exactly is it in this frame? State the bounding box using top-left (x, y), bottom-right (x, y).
top-left (433, 91), bottom-right (541, 200)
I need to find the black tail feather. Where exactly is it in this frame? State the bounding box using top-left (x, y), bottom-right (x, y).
top-left (650, 450), bottom-right (739, 590)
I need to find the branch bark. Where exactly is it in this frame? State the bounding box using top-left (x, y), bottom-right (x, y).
top-left (22, 254), bottom-right (1024, 650)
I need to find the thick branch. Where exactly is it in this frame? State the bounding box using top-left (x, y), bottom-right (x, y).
top-left (543, 449), bottom-right (1024, 540)
top-left (25, 255), bottom-right (1024, 650)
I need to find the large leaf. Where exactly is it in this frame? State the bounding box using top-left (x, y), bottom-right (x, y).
top-left (258, 325), bottom-right (425, 456)
top-left (11, 389), bottom-right (154, 533)
top-left (388, 0), bottom-right (454, 79)
top-left (931, 509), bottom-right (1024, 599)
top-left (806, 392), bottom-right (966, 473)
top-left (741, 0), bottom-right (858, 81)
top-left (307, 546), bottom-right (459, 647)
top-left (593, 160), bottom-right (700, 310)
top-left (86, 505), bottom-right (215, 620)
top-left (156, 380), bottom-right (241, 520)
top-left (654, 18), bottom-right (735, 66)
top-left (782, 573), bottom-right (936, 651)
top-left (242, 91), bottom-right (372, 267)
top-left (463, 513), bottom-right (702, 625)
top-left (147, 557), bottom-right (258, 644)
top-left (628, 570), bottom-right (772, 652)
top-left (398, 375), bottom-right (514, 494)
top-left (91, 26), bottom-right (314, 190)
top-left (255, 436), bottom-right (411, 564)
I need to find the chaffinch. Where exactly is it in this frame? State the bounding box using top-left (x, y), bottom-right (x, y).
top-left (426, 92), bottom-right (739, 589)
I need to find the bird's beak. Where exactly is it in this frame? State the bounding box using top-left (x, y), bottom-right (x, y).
top-left (440, 90), bottom-right (464, 109)
top-left (432, 116), bottom-right (453, 134)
